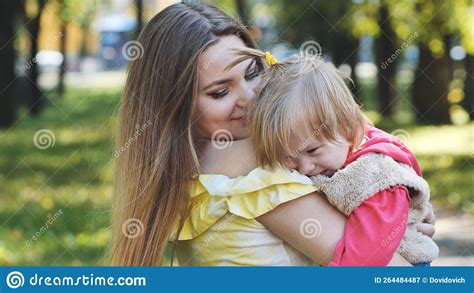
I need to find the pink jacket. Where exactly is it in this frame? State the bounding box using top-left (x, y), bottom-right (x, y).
top-left (330, 126), bottom-right (422, 266)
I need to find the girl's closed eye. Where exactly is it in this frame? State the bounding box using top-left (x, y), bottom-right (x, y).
top-left (307, 147), bottom-right (320, 154)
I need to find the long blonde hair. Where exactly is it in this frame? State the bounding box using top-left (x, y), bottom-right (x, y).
top-left (229, 49), bottom-right (368, 168)
top-left (110, 2), bottom-right (258, 266)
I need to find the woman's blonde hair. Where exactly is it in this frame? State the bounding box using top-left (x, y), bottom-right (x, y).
top-left (110, 2), bottom-right (259, 266)
top-left (230, 48), bottom-right (368, 168)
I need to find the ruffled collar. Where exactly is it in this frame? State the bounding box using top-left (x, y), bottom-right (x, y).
top-left (192, 166), bottom-right (313, 197)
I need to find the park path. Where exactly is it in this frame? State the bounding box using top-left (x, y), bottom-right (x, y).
top-left (432, 213), bottom-right (473, 266)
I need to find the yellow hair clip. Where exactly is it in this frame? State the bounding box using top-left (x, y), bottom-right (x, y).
top-left (264, 51), bottom-right (278, 66)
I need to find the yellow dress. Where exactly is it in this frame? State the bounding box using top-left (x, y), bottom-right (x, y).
top-left (173, 167), bottom-right (318, 266)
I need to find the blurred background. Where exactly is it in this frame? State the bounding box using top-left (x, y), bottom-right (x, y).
top-left (0, 0), bottom-right (472, 266)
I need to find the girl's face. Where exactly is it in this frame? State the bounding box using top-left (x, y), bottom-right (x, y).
top-left (194, 35), bottom-right (261, 141)
top-left (283, 126), bottom-right (350, 177)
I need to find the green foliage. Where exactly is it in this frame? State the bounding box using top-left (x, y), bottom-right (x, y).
top-left (46, 0), bottom-right (98, 27)
top-left (269, 0), bottom-right (473, 55)
top-left (207, 0), bottom-right (238, 18)
top-left (371, 0), bottom-right (473, 55)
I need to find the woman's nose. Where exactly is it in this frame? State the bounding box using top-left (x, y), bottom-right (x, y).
top-left (236, 84), bottom-right (255, 107)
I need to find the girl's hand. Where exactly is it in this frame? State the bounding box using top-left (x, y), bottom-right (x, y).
top-left (416, 203), bottom-right (436, 237)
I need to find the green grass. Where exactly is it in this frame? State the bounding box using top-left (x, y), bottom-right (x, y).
top-left (0, 88), bottom-right (119, 265)
top-left (0, 87), bottom-right (472, 265)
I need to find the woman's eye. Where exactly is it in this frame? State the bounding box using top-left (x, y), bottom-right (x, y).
top-left (208, 88), bottom-right (230, 99)
top-left (245, 66), bottom-right (260, 81)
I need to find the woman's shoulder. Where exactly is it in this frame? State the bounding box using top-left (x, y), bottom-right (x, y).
top-left (195, 165), bottom-right (315, 196)
top-left (177, 166), bottom-right (317, 240)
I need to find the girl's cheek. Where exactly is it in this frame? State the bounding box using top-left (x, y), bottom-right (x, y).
top-left (283, 159), bottom-right (295, 169)
top-left (330, 155), bottom-right (346, 169)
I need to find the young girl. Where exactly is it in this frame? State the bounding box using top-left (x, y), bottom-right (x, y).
top-left (230, 48), bottom-right (439, 266)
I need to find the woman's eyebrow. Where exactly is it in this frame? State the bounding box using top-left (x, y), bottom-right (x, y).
top-left (202, 78), bottom-right (232, 91)
top-left (202, 59), bottom-right (255, 91)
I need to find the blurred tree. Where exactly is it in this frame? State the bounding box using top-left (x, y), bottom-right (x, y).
top-left (464, 54), bottom-right (473, 119)
top-left (454, 0), bottom-right (474, 119)
top-left (57, 0), bottom-right (67, 96)
top-left (54, 0), bottom-right (97, 96)
top-left (330, 1), bottom-right (361, 102)
top-left (400, 0), bottom-right (458, 124)
top-left (375, 0), bottom-right (471, 124)
top-left (271, 0), bottom-right (362, 98)
top-left (375, 1), bottom-right (399, 117)
top-left (76, 0), bottom-right (97, 58)
top-left (0, 1), bottom-right (24, 128)
top-left (135, 0), bottom-right (143, 39)
top-left (26, 0), bottom-right (47, 116)
top-left (413, 44), bottom-right (451, 124)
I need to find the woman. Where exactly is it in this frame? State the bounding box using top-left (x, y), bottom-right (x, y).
top-left (110, 2), bottom-right (435, 266)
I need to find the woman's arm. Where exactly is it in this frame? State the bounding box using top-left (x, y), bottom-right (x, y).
top-left (256, 191), bottom-right (411, 266)
top-left (330, 187), bottom-right (411, 266)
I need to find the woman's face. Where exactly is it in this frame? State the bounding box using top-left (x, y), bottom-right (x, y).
top-left (194, 35), bottom-right (261, 141)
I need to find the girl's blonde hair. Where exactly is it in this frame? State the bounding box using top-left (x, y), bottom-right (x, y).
top-left (110, 2), bottom-right (259, 266)
top-left (230, 48), bottom-right (368, 168)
